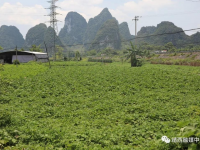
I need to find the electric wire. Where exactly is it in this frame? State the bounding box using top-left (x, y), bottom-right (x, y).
top-left (1, 27), bottom-right (200, 52)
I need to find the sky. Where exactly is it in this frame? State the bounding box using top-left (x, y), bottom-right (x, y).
top-left (0, 0), bottom-right (199, 38)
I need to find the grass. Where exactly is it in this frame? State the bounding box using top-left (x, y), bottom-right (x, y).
top-left (0, 62), bottom-right (200, 149)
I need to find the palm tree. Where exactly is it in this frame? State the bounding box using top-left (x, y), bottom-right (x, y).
top-left (124, 42), bottom-right (143, 67)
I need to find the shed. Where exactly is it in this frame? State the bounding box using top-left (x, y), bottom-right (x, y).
top-left (0, 51), bottom-right (48, 64)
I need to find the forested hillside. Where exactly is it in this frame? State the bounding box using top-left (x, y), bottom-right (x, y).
top-left (25, 23), bottom-right (47, 47)
top-left (59, 12), bottom-right (87, 45)
top-left (0, 25), bottom-right (25, 49)
top-left (90, 19), bottom-right (121, 50)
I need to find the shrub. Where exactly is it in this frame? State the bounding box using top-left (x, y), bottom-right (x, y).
top-left (13, 60), bottom-right (20, 65)
top-left (88, 58), bottom-right (112, 63)
top-left (0, 110), bottom-right (11, 127)
top-left (37, 61), bottom-right (42, 65)
top-left (27, 60), bottom-right (36, 64)
top-left (0, 64), bottom-right (4, 71)
top-left (191, 54), bottom-right (197, 60)
top-left (137, 59), bottom-right (145, 67)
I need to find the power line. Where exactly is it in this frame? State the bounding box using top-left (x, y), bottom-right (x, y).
top-left (1, 27), bottom-right (200, 51)
top-left (132, 28), bottom-right (200, 40)
top-left (55, 27), bottom-right (200, 47)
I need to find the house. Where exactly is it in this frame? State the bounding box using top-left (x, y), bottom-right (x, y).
top-left (154, 51), bottom-right (160, 53)
top-left (161, 50), bottom-right (167, 53)
top-left (0, 50), bottom-right (48, 64)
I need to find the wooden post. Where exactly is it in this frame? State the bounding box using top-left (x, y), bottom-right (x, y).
top-left (15, 46), bottom-right (18, 67)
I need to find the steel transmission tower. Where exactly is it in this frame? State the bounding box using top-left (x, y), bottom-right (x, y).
top-left (45, 0), bottom-right (61, 60)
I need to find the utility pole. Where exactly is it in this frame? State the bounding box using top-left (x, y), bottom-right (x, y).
top-left (132, 16), bottom-right (140, 36)
top-left (44, 41), bottom-right (51, 68)
top-left (15, 46), bottom-right (18, 67)
top-left (45, 0), bottom-right (61, 61)
top-left (15, 46), bottom-right (17, 61)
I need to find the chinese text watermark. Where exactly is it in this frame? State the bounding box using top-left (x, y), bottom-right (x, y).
top-left (162, 136), bottom-right (199, 144)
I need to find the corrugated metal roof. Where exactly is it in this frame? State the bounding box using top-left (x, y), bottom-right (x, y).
top-left (0, 50), bottom-right (14, 53)
top-left (0, 50), bottom-right (47, 55)
top-left (24, 51), bottom-right (47, 55)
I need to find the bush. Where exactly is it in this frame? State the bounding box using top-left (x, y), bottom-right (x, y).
top-left (27, 60), bottom-right (36, 64)
top-left (88, 58), bottom-right (112, 63)
top-left (0, 110), bottom-right (11, 127)
top-left (64, 57), bottom-right (68, 61)
top-left (13, 60), bottom-right (20, 65)
top-left (137, 59), bottom-right (144, 67)
top-left (0, 64), bottom-right (4, 71)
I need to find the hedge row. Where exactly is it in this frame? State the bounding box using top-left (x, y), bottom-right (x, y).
top-left (88, 58), bottom-right (112, 63)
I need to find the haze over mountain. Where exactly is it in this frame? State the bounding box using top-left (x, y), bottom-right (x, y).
top-left (59, 12), bottom-right (87, 45)
top-left (190, 32), bottom-right (200, 45)
top-left (25, 23), bottom-right (47, 47)
top-left (0, 25), bottom-right (25, 49)
top-left (83, 8), bottom-right (115, 49)
top-left (135, 21), bottom-right (190, 47)
top-left (119, 22), bottom-right (133, 41)
top-left (90, 19), bottom-right (121, 50)
top-left (0, 8), bottom-right (200, 52)
top-left (44, 27), bottom-right (64, 55)
top-left (25, 24), bottom-right (64, 55)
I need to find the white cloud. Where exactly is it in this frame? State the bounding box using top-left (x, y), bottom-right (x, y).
top-left (0, 2), bottom-right (47, 26)
top-left (58, 0), bottom-right (103, 7)
top-left (121, 0), bottom-right (173, 13)
top-left (110, 0), bottom-right (174, 24)
top-left (57, 0), bottom-right (104, 22)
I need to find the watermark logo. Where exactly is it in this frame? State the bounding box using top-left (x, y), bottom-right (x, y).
top-left (162, 136), bottom-right (171, 143)
top-left (161, 136), bottom-right (200, 144)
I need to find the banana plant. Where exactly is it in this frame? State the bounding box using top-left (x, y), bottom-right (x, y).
top-left (124, 42), bottom-right (144, 67)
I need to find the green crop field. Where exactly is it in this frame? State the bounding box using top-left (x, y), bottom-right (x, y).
top-left (0, 62), bottom-right (200, 150)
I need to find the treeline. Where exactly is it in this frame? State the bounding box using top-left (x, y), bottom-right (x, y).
top-left (138, 42), bottom-right (200, 53)
top-left (88, 58), bottom-right (112, 63)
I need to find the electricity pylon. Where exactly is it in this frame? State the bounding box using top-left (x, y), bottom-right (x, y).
top-left (45, 0), bottom-right (61, 60)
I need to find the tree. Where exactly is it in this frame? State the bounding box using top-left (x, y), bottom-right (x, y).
top-left (19, 48), bottom-right (24, 52)
top-left (56, 45), bottom-right (64, 60)
top-left (164, 42), bottom-right (174, 50)
top-left (29, 45), bottom-right (43, 52)
top-left (87, 50), bottom-right (97, 56)
top-left (187, 44), bottom-right (194, 50)
top-left (124, 42), bottom-right (143, 67)
top-left (75, 51), bottom-right (81, 61)
top-left (0, 46), bottom-right (3, 50)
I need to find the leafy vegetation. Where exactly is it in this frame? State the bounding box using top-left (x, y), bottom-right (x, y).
top-left (88, 58), bottom-right (112, 63)
top-left (13, 60), bottom-right (20, 65)
top-left (75, 51), bottom-right (81, 61)
top-left (55, 45), bottom-right (64, 60)
top-left (0, 62), bottom-right (200, 149)
top-left (29, 45), bottom-right (43, 52)
top-left (124, 42), bottom-right (143, 67)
